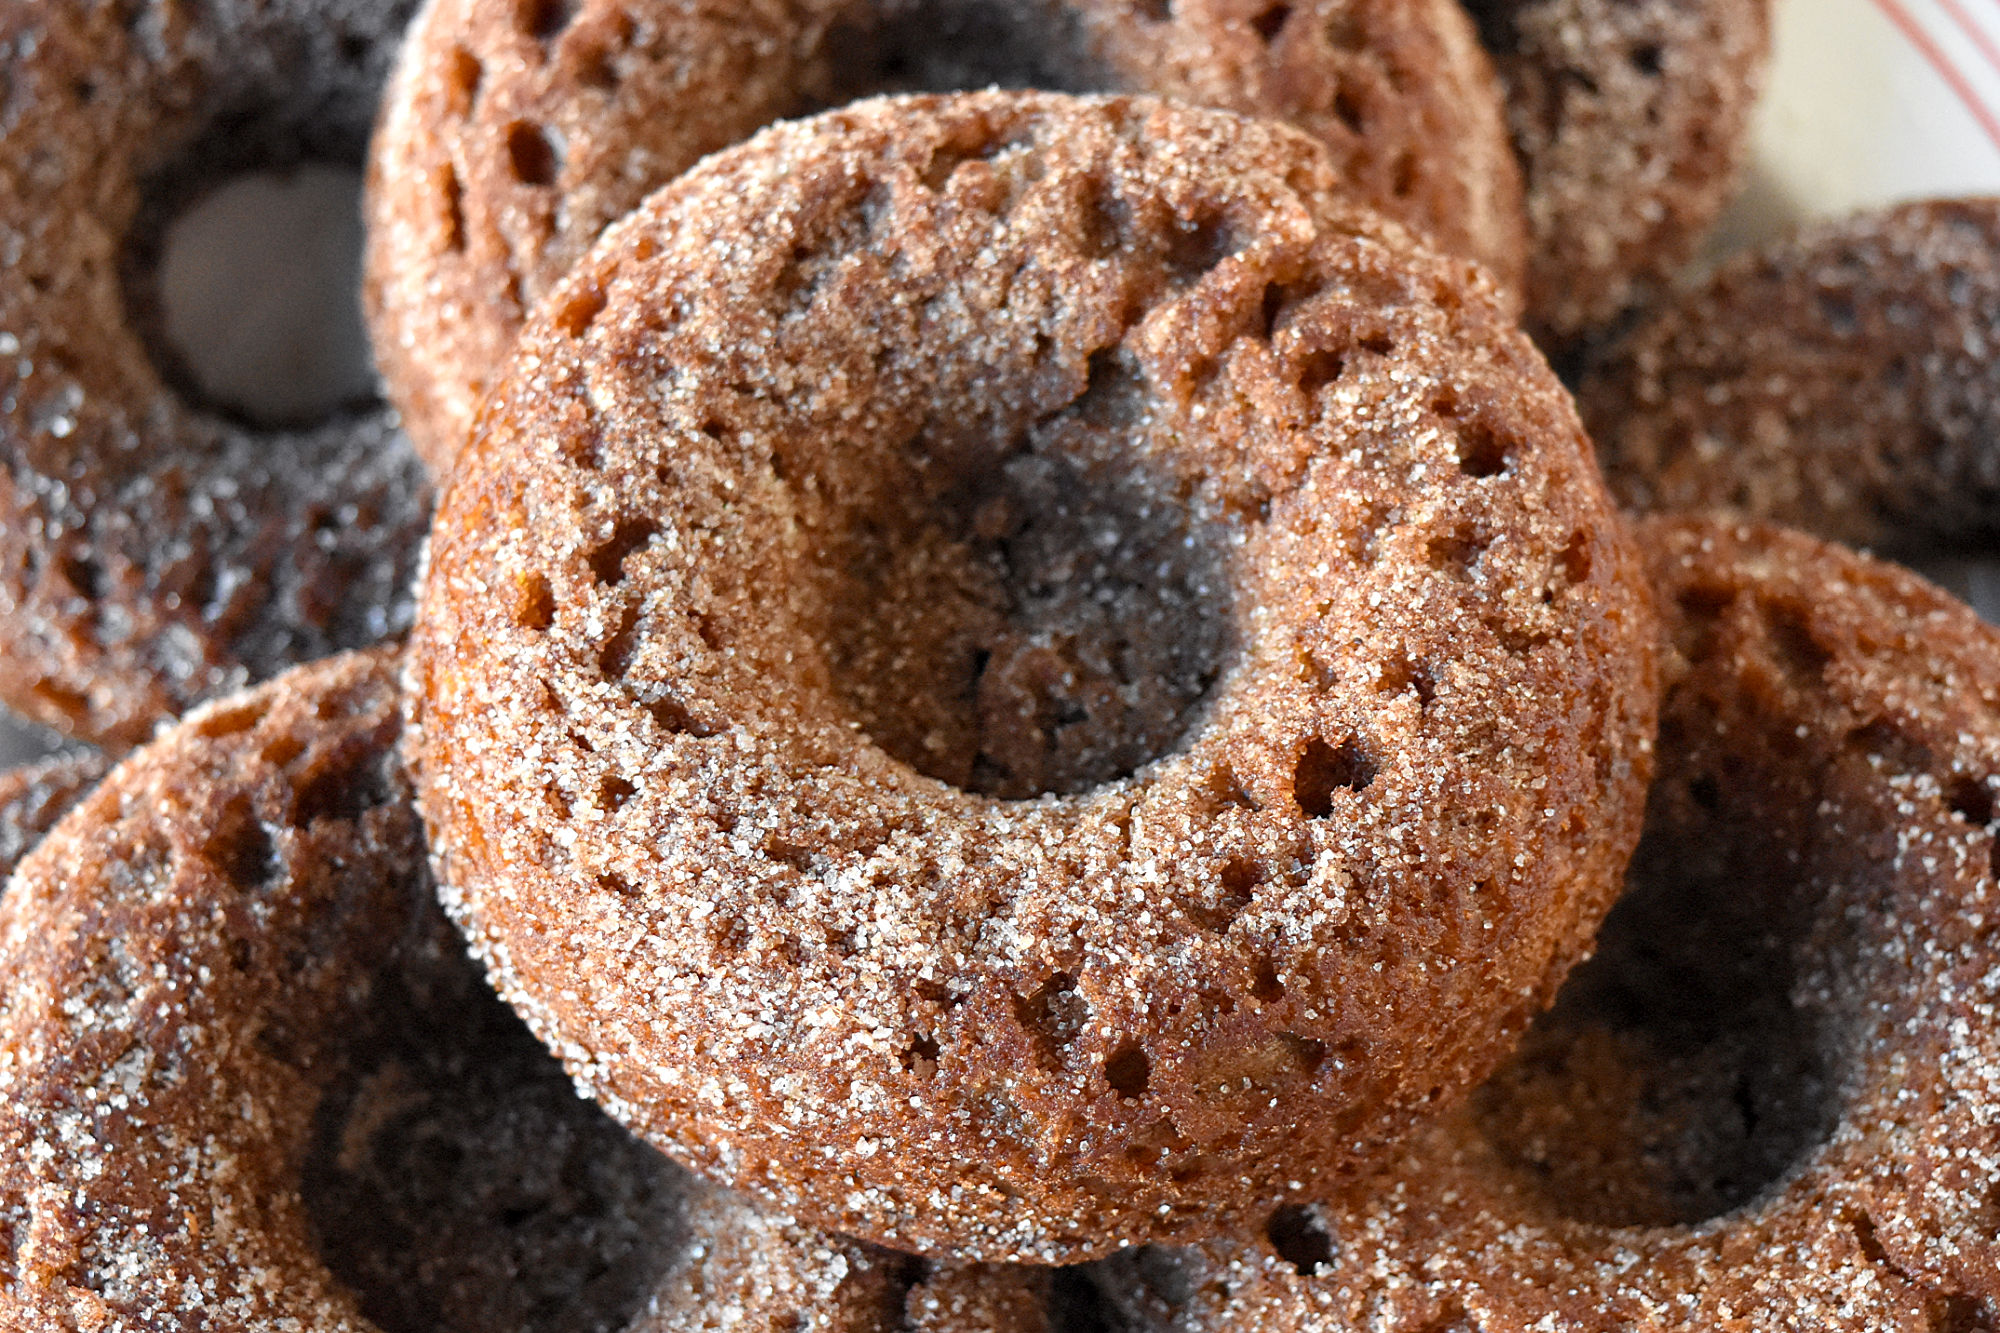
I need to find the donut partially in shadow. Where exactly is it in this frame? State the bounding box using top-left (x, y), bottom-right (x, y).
top-left (1581, 198), bottom-right (2000, 553)
top-left (1093, 516), bottom-right (2000, 1331)
top-left (1465, 0), bottom-right (1772, 347)
top-left (0, 649), bottom-right (1061, 1333)
top-left (0, 1), bottom-right (431, 747)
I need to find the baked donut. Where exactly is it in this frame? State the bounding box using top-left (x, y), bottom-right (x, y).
top-left (408, 92), bottom-right (1658, 1261)
top-left (1465, 0), bottom-right (1772, 347)
top-left (0, 751), bottom-right (107, 884)
top-left (365, 0), bottom-right (1527, 471)
top-left (0, 0), bottom-right (431, 748)
top-left (1093, 516), bottom-right (2000, 1330)
top-left (1581, 198), bottom-right (2000, 552)
top-left (0, 648), bottom-right (1064, 1333)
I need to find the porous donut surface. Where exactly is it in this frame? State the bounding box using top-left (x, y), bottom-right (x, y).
top-left (1581, 198), bottom-right (2000, 552)
top-left (0, 0), bottom-right (430, 748)
top-left (0, 649), bottom-right (1057, 1333)
top-left (1093, 517), bottom-right (2000, 1331)
top-left (409, 92), bottom-right (1659, 1262)
top-left (1464, 0), bottom-right (1771, 345)
top-left (365, 0), bottom-right (1526, 471)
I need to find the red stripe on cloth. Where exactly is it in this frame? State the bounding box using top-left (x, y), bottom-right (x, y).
top-left (1936, 0), bottom-right (2000, 86)
top-left (1871, 0), bottom-right (2000, 155)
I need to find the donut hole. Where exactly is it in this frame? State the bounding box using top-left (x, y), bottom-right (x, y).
top-left (302, 942), bottom-right (684, 1333)
top-left (1471, 756), bottom-right (1841, 1228)
top-left (813, 0), bottom-right (1104, 104)
top-left (811, 404), bottom-right (1234, 800)
top-left (119, 154), bottom-right (378, 431)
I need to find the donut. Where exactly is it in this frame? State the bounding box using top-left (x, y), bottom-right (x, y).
top-left (1465, 0), bottom-right (1772, 347)
top-left (0, 751), bottom-right (106, 884)
top-left (0, 0), bottom-right (432, 748)
top-left (1091, 516), bottom-right (2000, 1330)
top-left (0, 648), bottom-right (1067, 1333)
top-left (364, 0), bottom-right (1528, 472)
top-left (407, 92), bottom-right (1659, 1261)
top-left (1581, 198), bottom-right (2000, 552)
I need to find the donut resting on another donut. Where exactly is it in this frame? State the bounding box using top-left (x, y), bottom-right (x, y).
top-left (409, 92), bottom-right (1657, 1262)
top-left (1093, 517), bottom-right (2000, 1330)
top-left (366, 0), bottom-right (1526, 471)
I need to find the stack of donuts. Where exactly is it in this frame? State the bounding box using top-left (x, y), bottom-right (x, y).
top-left (1, 0), bottom-right (1997, 1328)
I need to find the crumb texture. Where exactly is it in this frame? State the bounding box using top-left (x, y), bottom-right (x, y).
top-left (1583, 198), bottom-right (2000, 552)
top-left (0, 0), bottom-right (430, 748)
top-left (1465, 0), bottom-right (1771, 345)
top-left (0, 648), bottom-right (1054, 1331)
top-left (1093, 517), bottom-right (2000, 1330)
top-left (366, 0), bottom-right (1524, 470)
top-left (410, 92), bottom-right (1657, 1261)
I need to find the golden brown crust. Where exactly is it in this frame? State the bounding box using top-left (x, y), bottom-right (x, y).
top-left (1582, 198), bottom-right (2000, 552)
top-left (0, 0), bottom-right (431, 748)
top-left (0, 753), bottom-right (108, 885)
top-left (1093, 517), bottom-right (2000, 1330)
top-left (1466, 0), bottom-right (1772, 346)
top-left (408, 92), bottom-right (1657, 1261)
top-left (365, 0), bottom-right (1526, 471)
top-left (0, 650), bottom-right (1052, 1332)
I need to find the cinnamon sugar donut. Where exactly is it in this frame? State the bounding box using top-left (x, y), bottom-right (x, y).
top-left (1582, 198), bottom-right (2000, 551)
top-left (0, 0), bottom-right (431, 748)
top-left (408, 93), bottom-right (1658, 1261)
top-left (0, 649), bottom-right (1059, 1333)
top-left (1465, 0), bottom-right (1772, 346)
top-left (365, 0), bottom-right (1527, 471)
top-left (1093, 517), bottom-right (2000, 1330)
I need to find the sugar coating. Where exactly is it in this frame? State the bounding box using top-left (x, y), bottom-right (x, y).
top-left (0, 752), bottom-right (108, 884)
top-left (1583, 198), bottom-right (2000, 552)
top-left (0, 649), bottom-right (1058, 1332)
top-left (365, 0), bottom-right (1526, 471)
top-left (408, 92), bottom-right (1659, 1262)
top-left (0, 0), bottom-right (431, 748)
top-left (1092, 517), bottom-right (2000, 1330)
top-left (1465, 0), bottom-right (1772, 347)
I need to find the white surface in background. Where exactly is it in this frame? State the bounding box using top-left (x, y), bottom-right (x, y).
top-left (159, 164), bottom-right (376, 426)
top-left (1716, 0), bottom-right (2000, 249)
top-left (1707, 0), bottom-right (2000, 632)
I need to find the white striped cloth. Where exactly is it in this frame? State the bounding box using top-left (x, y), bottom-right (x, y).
top-left (1720, 0), bottom-right (2000, 249)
